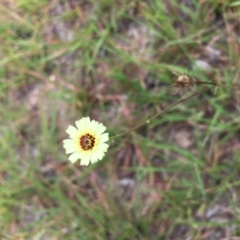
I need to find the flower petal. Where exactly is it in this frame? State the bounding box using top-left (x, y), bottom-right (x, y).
top-left (66, 126), bottom-right (78, 139)
top-left (82, 117), bottom-right (91, 128)
top-left (80, 155), bottom-right (90, 166)
top-left (96, 123), bottom-right (106, 135)
top-left (99, 143), bottom-right (109, 152)
top-left (68, 152), bottom-right (81, 163)
top-left (99, 133), bottom-right (109, 143)
top-left (63, 139), bottom-right (74, 144)
top-left (90, 152), bottom-right (100, 163)
top-left (96, 151), bottom-right (104, 160)
top-left (75, 119), bottom-right (84, 131)
top-left (65, 147), bottom-right (76, 154)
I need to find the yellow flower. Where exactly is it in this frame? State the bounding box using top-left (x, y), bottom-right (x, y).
top-left (63, 117), bottom-right (109, 165)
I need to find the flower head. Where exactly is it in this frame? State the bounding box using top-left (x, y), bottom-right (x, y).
top-left (63, 117), bottom-right (109, 165)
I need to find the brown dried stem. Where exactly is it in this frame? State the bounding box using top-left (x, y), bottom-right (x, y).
top-left (110, 87), bottom-right (213, 140)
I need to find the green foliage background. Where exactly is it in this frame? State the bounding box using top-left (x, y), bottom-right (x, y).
top-left (1, 0), bottom-right (240, 239)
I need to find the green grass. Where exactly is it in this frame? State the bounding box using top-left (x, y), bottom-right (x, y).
top-left (1, 0), bottom-right (240, 239)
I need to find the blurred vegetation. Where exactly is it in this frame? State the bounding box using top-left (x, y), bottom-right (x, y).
top-left (1, 0), bottom-right (240, 239)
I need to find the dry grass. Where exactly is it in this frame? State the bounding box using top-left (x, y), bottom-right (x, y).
top-left (1, 0), bottom-right (240, 239)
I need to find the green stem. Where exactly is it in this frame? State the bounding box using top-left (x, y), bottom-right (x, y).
top-left (110, 87), bottom-right (213, 140)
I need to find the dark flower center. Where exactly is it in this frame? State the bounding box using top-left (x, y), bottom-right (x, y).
top-left (80, 133), bottom-right (95, 150)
